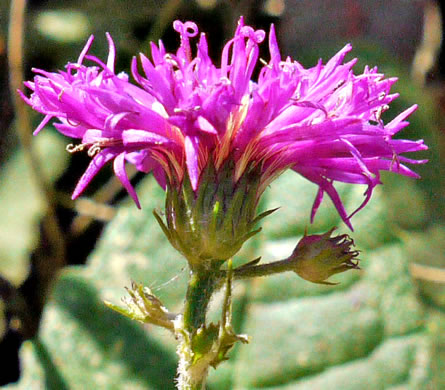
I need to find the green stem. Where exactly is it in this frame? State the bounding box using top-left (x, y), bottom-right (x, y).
top-left (233, 258), bottom-right (292, 279)
top-left (177, 264), bottom-right (221, 390)
top-left (183, 269), bottom-right (218, 332)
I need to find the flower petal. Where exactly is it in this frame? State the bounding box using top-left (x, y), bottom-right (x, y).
top-left (72, 149), bottom-right (117, 199)
top-left (114, 152), bottom-right (141, 208)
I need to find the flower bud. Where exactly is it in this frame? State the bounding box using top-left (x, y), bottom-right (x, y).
top-left (290, 228), bottom-right (360, 285)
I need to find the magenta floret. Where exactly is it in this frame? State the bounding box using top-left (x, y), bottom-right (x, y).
top-left (21, 17), bottom-right (427, 229)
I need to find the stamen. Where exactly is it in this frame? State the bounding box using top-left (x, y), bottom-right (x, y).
top-left (66, 138), bottom-right (122, 157)
top-left (374, 104), bottom-right (389, 122)
top-left (88, 144), bottom-right (102, 157)
top-left (173, 106), bottom-right (201, 114)
top-left (58, 88), bottom-right (65, 101)
top-left (259, 58), bottom-right (273, 69)
top-left (164, 54), bottom-right (179, 67)
top-left (66, 143), bottom-right (86, 153)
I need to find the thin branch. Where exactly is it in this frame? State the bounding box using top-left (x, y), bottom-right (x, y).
top-left (8, 0), bottom-right (66, 264)
top-left (410, 263), bottom-right (445, 284)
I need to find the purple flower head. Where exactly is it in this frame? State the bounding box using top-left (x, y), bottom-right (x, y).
top-left (21, 18), bottom-right (427, 229)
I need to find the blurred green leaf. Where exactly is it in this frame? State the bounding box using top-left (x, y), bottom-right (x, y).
top-left (0, 131), bottom-right (68, 286)
top-left (249, 335), bottom-right (431, 390)
top-left (35, 10), bottom-right (91, 43)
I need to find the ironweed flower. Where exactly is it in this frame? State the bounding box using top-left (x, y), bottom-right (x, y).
top-left (21, 18), bottom-right (427, 230)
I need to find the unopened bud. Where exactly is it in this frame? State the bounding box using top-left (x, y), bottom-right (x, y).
top-left (290, 228), bottom-right (360, 285)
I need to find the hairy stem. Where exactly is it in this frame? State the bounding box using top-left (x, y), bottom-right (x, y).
top-left (177, 264), bottom-right (220, 390)
top-left (183, 269), bottom-right (218, 332)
